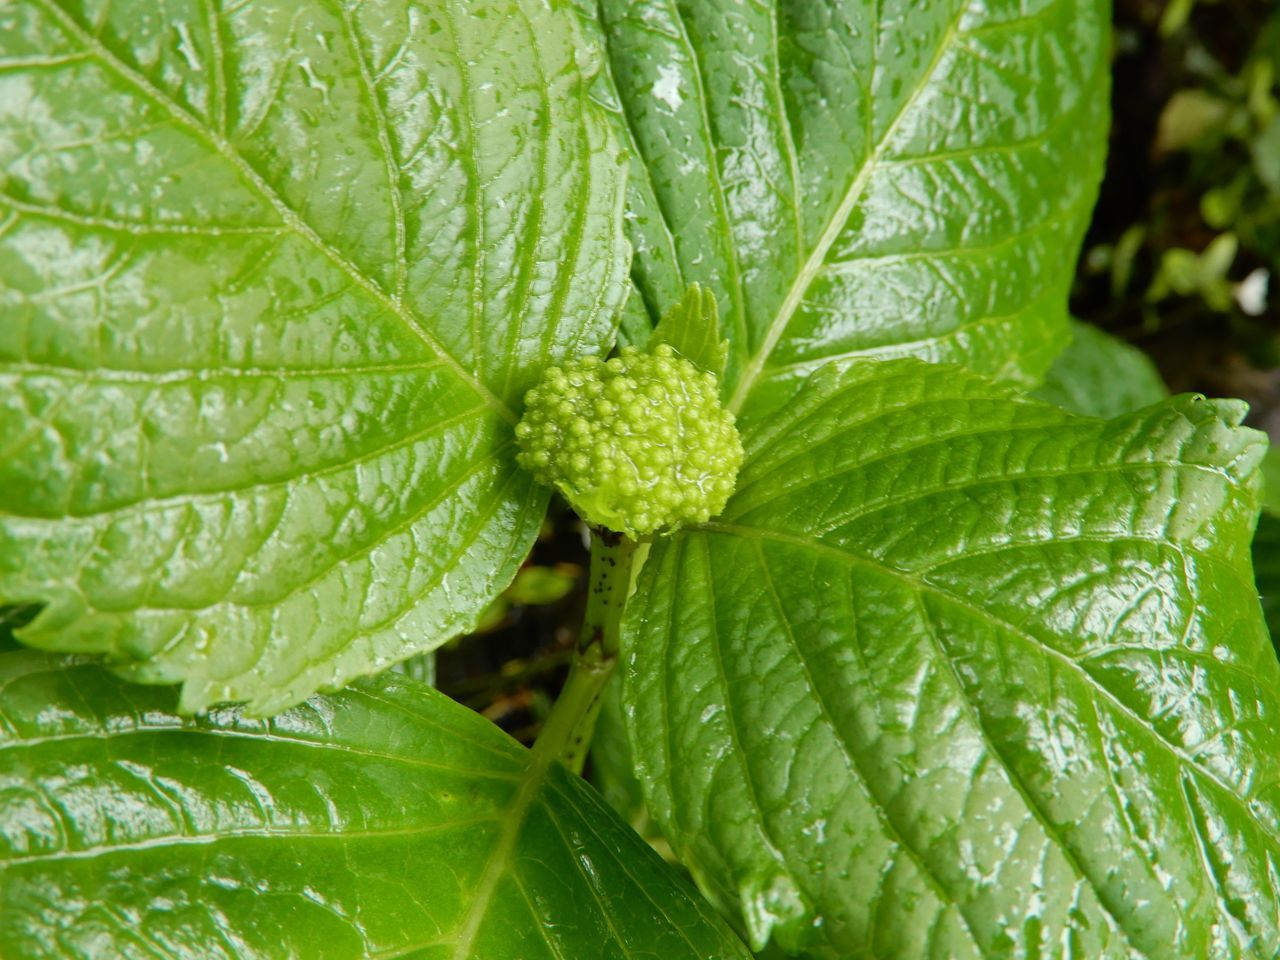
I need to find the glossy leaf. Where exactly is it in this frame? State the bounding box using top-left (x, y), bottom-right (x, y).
top-left (587, 0), bottom-right (1109, 402)
top-left (1034, 321), bottom-right (1169, 418)
top-left (650, 283), bottom-right (728, 378)
top-left (591, 677), bottom-right (669, 854)
top-left (0, 651), bottom-right (750, 959)
top-left (620, 359), bottom-right (1280, 958)
top-left (0, 0), bottom-right (628, 712)
top-left (1261, 446), bottom-right (1280, 517)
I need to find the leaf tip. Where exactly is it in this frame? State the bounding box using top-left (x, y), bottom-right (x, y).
top-left (738, 871), bottom-right (820, 954)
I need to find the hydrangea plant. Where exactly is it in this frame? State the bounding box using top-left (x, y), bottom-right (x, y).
top-left (516, 344), bottom-right (742, 538)
top-left (1, 1), bottom-right (1278, 958)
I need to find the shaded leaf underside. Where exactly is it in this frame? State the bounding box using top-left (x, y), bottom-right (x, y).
top-left (1252, 511), bottom-right (1280, 657)
top-left (0, 0), bottom-right (628, 712)
top-left (1033, 320), bottom-right (1169, 419)
top-left (0, 652), bottom-right (750, 959)
top-left (622, 360), bottom-right (1280, 958)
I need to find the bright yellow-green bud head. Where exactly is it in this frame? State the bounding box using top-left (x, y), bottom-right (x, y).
top-left (515, 344), bottom-right (743, 538)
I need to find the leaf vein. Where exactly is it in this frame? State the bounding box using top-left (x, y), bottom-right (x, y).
top-left (727, 0), bottom-right (973, 412)
top-left (34, 0), bottom-right (516, 423)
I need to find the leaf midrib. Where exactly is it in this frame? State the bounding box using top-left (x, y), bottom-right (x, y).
top-left (748, 537), bottom-right (990, 956)
top-left (760, 284), bottom-right (1063, 380)
top-left (0, 359), bottom-right (449, 385)
top-left (0, 190), bottom-right (283, 235)
top-left (541, 778), bottom-right (726, 958)
top-left (703, 521), bottom-right (1280, 859)
top-left (0, 816), bottom-right (506, 868)
top-left (2, 402), bottom-right (493, 522)
top-left (733, 455), bottom-right (1240, 533)
top-left (446, 748), bottom-right (558, 960)
top-left (911, 595), bottom-right (1141, 955)
top-left (667, 2), bottom-right (751, 368)
top-left (337, 0), bottom-right (408, 305)
top-left (0, 723), bottom-right (524, 776)
top-left (0, 699), bottom-right (522, 778)
top-left (726, 0), bottom-right (972, 413)
top-left (0, 660), bottom-right (526, 762)
top-left (34, 0), bottom-right (517, 425)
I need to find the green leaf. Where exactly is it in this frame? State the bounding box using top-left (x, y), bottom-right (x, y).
top-left (1261, 445), bottom-right (1280, 517)
top-left (0, 651), bottom-right (750, 959)
top-left (620, 359), bottom-right (1279, 957)
top-left (507, 564), bottom-right (579, 606)
top-left (650, 283), bottom-right (729, 378)
top-left (1033, 320), bottom-right (1169, 418)
top-left (1253, 114), bottom-right (1280, 196)
top-left (587, 0), bottom-right (1109, 403)
top-left (0, 0), bottom-right (628, 713)
top-left (591, 676), bottom-right (672, 856)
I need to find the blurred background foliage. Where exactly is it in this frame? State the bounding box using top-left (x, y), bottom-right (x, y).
top-left (1076, 0), bottom-right (1280, 422)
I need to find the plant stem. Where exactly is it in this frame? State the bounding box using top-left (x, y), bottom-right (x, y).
top-left (531, 529), bottom-right (641, 774)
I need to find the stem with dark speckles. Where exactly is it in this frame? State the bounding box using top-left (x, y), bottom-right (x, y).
top-left (532, 528), bottom-right (643, 775)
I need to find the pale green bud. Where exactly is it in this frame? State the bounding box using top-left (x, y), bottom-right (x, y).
top-left (515, 344), bottom-right (744, 538)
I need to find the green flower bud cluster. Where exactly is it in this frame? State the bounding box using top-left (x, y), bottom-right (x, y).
top-left (515, 344), bottom-right (743, 538)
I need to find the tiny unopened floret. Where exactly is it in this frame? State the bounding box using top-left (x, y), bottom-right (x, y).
top-left (516, 344), bottom-right (743, 538)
